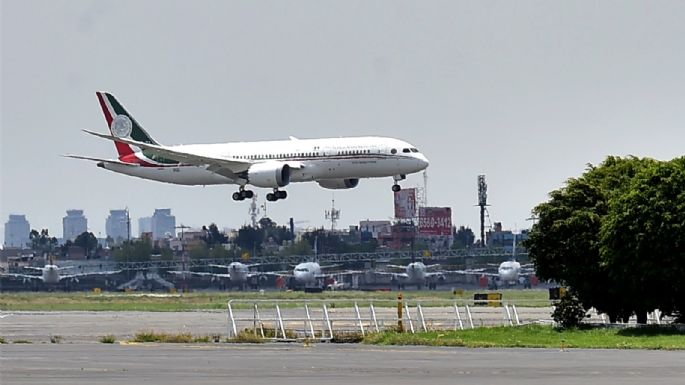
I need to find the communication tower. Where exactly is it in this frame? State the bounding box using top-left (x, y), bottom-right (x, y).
top-left (325, 196), bottom-right (340, 231)
top-left (248, 194), bottom-right (260, 227)
top-left (477, 175), bottom-right (489, 246)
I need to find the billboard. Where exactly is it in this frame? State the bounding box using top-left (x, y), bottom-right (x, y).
top-left (394, 188), bottom-right (417, 219)
top-left (419, 207), bottom-right (452, 236)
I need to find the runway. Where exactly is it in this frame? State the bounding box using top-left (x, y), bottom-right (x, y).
top-left (2, 343), bottom-right (684, 385)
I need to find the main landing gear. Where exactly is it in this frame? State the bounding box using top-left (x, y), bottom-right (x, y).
top-left (232, 187), bottom-right (255, 201)
top-left (266, 189), bottom-right (287, 202)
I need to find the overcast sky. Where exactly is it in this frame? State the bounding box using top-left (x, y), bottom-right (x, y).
top-left (2, 0), bottom-right (684, 243)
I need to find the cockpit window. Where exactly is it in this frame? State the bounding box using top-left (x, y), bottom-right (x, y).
top-left (402, 148), bottom-right (410, 153)
top-left (410, 148), bottom-right (419, 153)
top-left (390, 148), bottom-right (397, 154)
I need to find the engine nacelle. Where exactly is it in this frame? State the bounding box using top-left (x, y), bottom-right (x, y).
top-left (247, 162), bottom-right (291, 188)
top-left (317, 178), bottom-right (360, 190)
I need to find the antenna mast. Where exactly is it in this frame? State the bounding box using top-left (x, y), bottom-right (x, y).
top-left (248, 193), bottom-right (260, 227)
top-left (325, 196), bottom-right (340, 230)
top-left (477, 175), bottom-right (488, 247)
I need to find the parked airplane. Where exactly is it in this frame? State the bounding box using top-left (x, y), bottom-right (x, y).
top-left (280, 261), bottom-right (361, 289)
top-left (67, 92), bottom-right (429, 202)
top-left (168, 262), bottom-right (272, 289)
top-left (457, 261), bottom-right (533, 287)
top-left (374, 261), bottom-right (447, 290)
top-left (1, 262), bottom-right (121, 284)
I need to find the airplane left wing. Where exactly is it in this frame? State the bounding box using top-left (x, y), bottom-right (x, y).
top-left (373, 271), bottom-right (409, 279)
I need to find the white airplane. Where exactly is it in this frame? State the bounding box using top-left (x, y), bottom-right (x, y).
top-left (67, 92), bottom-right (429, 202)
top-left (280, 261), bottom-right (361, 289)
top-left (168, 262), bottom-right (272, 289)
top-left (450, 260), bottom-right (534, 288)
top-left (374, 261), bottom-right (447, 290)
top-left (2, 262), bottom-right (121, 284)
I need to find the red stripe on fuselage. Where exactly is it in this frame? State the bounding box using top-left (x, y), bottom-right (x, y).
top-left (96, 92), bottom-right (134, 158)
top-left (120, 153), bottom-right (160, 167)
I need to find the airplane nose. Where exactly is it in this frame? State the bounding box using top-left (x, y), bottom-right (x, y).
top-left (417, 154), bottom-right (429, 170)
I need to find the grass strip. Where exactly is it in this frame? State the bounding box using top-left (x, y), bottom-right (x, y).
top-left (363, 324), bottom-right (685, 350)
top-left (0, 289), bottom-right (550, 312)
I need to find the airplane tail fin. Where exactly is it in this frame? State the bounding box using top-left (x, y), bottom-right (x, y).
top-left (95, 92), bottom-right (159, 158)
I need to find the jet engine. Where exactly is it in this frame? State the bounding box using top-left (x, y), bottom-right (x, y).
top-left (247, 162), bottom-right (290, 188)
top-left (317, 178), bottom-right (359, 189)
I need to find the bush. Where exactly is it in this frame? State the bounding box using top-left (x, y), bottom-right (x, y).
top-left (133, 330), bottom-right (193, 343)
top-left (100, 335), bottom-right (117, 344)
top-left (331, 332), bottom-right (364, 343)
top-left (0, 336), bottom-right (6, 344)
top-left (50, 335), bottom-right (63, 344)
top-left (552, 293), bottom-right (588, 329)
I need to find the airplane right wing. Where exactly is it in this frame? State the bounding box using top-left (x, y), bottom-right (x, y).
top-left (0, 273), bottom-right (44, 281)
top-left (450, 269), bottom-right (497, 277)
top-left (83, 130), bottom-right (253, 177)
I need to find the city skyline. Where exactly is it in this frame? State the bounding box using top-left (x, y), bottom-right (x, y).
top-left (3, 1), bottom-right (684, 246)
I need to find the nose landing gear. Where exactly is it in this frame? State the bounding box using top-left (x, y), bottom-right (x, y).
top-left (392, 174), bottom-right (406, 192)
top-left (232, 187), bottom-right (255, 201)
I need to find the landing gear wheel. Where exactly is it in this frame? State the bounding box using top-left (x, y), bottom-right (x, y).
top-left (266, 193), bottom-right (277, 202)
top-left (392, 184), bottom-right (401, 192)
top-left (232, 192), bottom-right (244, 201)
top-left (276, 190), bottom-right (287, 199)
top-left (243, 190), bottom-right (254, 199)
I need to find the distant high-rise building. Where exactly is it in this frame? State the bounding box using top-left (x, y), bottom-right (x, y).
top-left (63, 210), bottom-right (87, 241)
top-left (151, 209), bottom-right (176, 240)
top-left (138, 217), bottom-right (152, 237)
top-left (4, 214), bottom-right (30, 248)
top-left (106, 210), bottom-right (129, 244)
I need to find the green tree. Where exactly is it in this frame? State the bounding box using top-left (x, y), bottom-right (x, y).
top-left (30, 229), bottom-right (58, 258)
top-left (208, 244), bottom-right (230, 259)
top-left (202, 223), bottom-right (228, 247)
top-left (280, 239), bottom-right (313, 256)
top-left (159, 247), bottom-right (176, 261)
top-left (74, 232), bottom-right (98, 258)
top-left (187, 241), bottom-right (209, 259)
top-left (452, 226), bottom-right (475, 249)
top-left (302, 229), bottom-right (352, 254)
top-left (599, 158), bottom-right (685, 322)
top-left (113, 239), bottom-right (152, 262)
top-left (525, 156), bottom-right (684, 323)
top-left (234, 225), bottom-right (264, 252)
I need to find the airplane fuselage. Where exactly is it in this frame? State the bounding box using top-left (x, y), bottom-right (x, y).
top-left (292, 262), bottom-right (322, 286)
top-left (404, 262), bottom-right (428, 283)
top-left (42, 265), bottom-right (61, 284)
top-left (497, 261), bottom-right (521, 284)
top-left (226, 262), bottom-right (250, 282)
top-left (100, 136), bottom-right (428, 186)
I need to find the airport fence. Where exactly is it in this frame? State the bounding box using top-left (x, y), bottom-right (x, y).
top-left (226, 297), bottom-right (556, 341)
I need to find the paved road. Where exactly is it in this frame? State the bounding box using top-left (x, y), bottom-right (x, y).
top-left (2, 343), bottom-right (684, 385)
